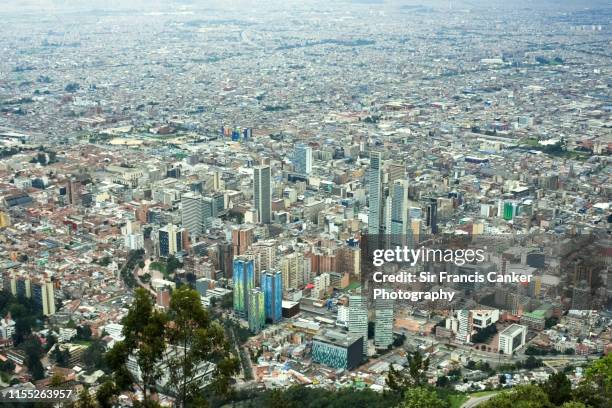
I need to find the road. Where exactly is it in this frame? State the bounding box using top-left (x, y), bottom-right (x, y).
top-left (461, 393), bottom-right (499, 408)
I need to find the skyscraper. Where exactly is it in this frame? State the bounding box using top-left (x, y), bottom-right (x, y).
top-left (293, 143), bottom-right (313, 175)
top-left (374, 298), bottom-right (394, 349)
top-left (232, 226), bottom-right (254, 256)
top-left (348, 295), bottom-right (368, 359)
top-left (182, 192), bottom-right (216, 237)
top-left (426, 198), bottom-right (438, 234)
top-left (368, 151), bottom-right (383, 237)
top-left (248, 288), bottom-right (265, 333)
top-left (261, 270), bottom-right (282, 323)
top-left (253, 165), bottom-right (272, 224)
top-left (390, 179), bottom-right (410, 247)
top-left (233, 257), bottom-right (255, 318)
top-left (159, 224), bottom-right (183, 257)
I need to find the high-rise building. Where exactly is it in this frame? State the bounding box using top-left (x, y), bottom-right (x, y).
top-left (159, 224), bottom-right (184, 257)
top-left (253, 165), bottom-right (272, 224)
top-left (233, 257), bottom-right (255, 318)
top-left (182, 192), bottom-right (215, 237)
top-left (261, 270), bottom-right (282, 323)
top-left (390, 180), bottom-right (410, 247)
top-left (313, 273), bottom-right (330, 299)
top-left (251, 240), bottom-right (277, 275)
top-left (281, 252), bottom-right (308, 290)
top-left (28, 279), bottom-right (56, 316)
top-left (387, 161), bottom-right (405, 184)
top-left (66, 178), bottom-right (81, 206)
top-left (248, 288), bottom-right (265, 333)
top-left (426, 198), bottom-right (438, 234)
top-left (367, 152), bottom-right (383, 237)
top-left (293, 143), bottom-right (313, 175)
top-left (374, 298), bottom-right (394, 349)
top-left (348, 295), bottom-right (368, 358)
top-left (232, 226), bottom-right (254, 256)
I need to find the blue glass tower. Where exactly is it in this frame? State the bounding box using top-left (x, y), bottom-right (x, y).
top-left (261, 270), bottom-right (282, 323)
top-left (233, 257), bottom-right (255, 318)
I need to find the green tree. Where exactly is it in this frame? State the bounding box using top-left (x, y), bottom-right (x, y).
top-left (83, 339), bottom-right (107, 372)
top-left (108, 288), bottom-right (166, 404)
top-left (561, 402), bottom-right (587, 408)
top-left (73, 387), bottom-right (97, 408)
top-left (399, 387), bottom-right (448, 408)
top-left (51, 347), bottom-right (71, 367)
top-left (480, 385), bottom-right (553, 408)
top-left (164, 286), bottom-right (239, 407)
top-left (95, 381), bottom-right (117, 408)
top-left (542, 372), bottom-right (571, 406)
top-left (386, 351), bottom-right (430, 396)
top-left (23, 335), bottom-right (45, 380)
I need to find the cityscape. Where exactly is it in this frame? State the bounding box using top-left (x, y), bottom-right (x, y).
top-left (0, 0), bottom-right (610, 407)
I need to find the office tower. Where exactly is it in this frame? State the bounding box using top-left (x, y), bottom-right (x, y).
top-left (233, 257), bottom-right (255, 318)
top-left (390, 180), bottom-right (411, 247)
top-left (212, 170), bottom-right (223, 191)
top-left (426, 198), bottom-right (438, 234)
top-left (374, 298), bottom-right (394, 349)
top-left (232, 226), bottom-right (254, 256)
top-left (293, 143), bottom-right (313, 175)
top-left (253, 165), bottom-right (272, 224)
top-left (455, 310), bottom-right (471, 343)
top-left (312, 330), bottom-right (364, 370)
top-left (159, 224), bottom-right (183, 257)
top-left (195, 278), bottom-right (210, 297)
top-left (498, 324), bottom-right (527, 355)
top-left (261, 270), bottom-right (282, 323)
top-left (367, 151), bottom-right (383, 237)
top-left (66, 178), bottom-right (80, 206)
top-left (571, 281), bottom-right (591, 310)
top-left (281, 252), bottom-right (307, 290)
top-left (387, 161), bottom-right (405, 184)
top-left (248, 288), bottom-right (265, 333)
top-left (348, 295), bottom-right (368, 358)
top-left (182, 192), bottom-right (215, 237)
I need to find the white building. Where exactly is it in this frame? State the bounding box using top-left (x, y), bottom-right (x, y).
top-left (498, 324), bottom-right (527, 355)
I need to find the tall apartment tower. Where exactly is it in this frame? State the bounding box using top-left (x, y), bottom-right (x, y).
top-left (248, 288), bottom-right (265, 333)
top-left (348, 295), bottom-right (368, 359)
top-left (261, 270), bottom-right (282, 323)
top-left (293, 143), bottom-right (313, 175)
top-left (233, 257), bottom-right (255, 318)
top-left (374, 298), bottom-right (394, 349)
top-left (253, 165), bottom-right (272, 224)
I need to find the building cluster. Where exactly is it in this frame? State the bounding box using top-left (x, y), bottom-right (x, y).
top-left (0, 0), bottom-right (610, 402)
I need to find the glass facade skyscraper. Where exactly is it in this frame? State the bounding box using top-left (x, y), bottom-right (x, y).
top-left (248, 288), bottom-right (265, 333)
top-left (368, 151), bottom-right (383, 237)
top-left (293, 143), bottom-right (312, 175)
top-left (261, 270), bottom-right (282, 323)
top-left (233, 257), bottom-right (255, 318)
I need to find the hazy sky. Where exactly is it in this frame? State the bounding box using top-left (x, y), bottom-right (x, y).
top-left (2, 0), bottom-right (611, 14)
